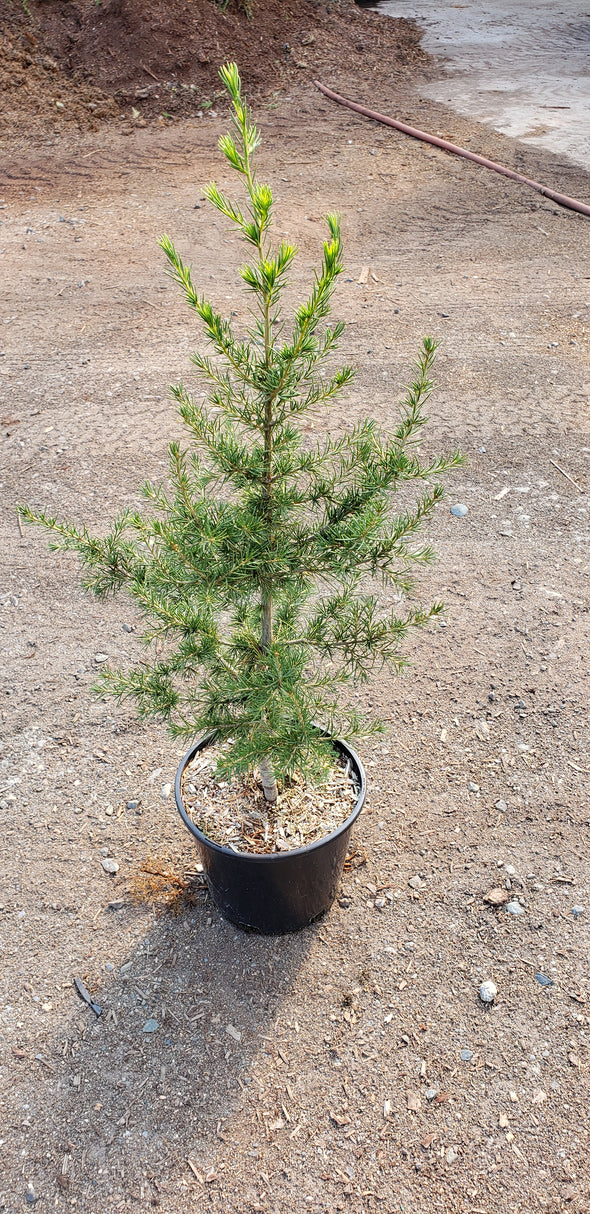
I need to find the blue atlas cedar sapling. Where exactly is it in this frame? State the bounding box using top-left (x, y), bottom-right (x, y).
top-left (22, 62), bottom-right (462, 823)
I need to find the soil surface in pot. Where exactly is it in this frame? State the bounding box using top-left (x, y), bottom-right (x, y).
top-left (181, 742), bottom-right (361, 853)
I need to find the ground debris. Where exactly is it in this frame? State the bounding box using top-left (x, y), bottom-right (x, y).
top-left (128, 853), bottom-right (206, 915)
top-left (73, 977), bottom-right (101, 1018)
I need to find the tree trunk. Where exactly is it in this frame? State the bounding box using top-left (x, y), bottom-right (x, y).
top-left (259, 595), bottom-right (278, 802)
top-left (259, 756), bottom-right (278, 804)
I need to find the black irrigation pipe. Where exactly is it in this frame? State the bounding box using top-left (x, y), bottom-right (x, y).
top-left (314, 79), bottom-right (590, 219)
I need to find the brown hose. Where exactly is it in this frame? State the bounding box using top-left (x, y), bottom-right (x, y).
top-left (314, 79), bottom-right (590, 219)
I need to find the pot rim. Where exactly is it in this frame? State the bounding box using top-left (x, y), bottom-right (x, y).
top-left (174, 732), bottom-right (366, 863)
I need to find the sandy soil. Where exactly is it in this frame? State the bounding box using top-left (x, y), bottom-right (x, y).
top-left (1, 52), bottom-right (590, 1214)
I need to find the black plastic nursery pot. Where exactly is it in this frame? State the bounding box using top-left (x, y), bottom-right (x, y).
top-left (175, 734), bottom-right (366, 935)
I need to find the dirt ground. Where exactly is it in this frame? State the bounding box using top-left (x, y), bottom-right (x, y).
top-left (0, 0), bottom-right (425, 136)
top-left (1, 18), bottom-right (590, 1214)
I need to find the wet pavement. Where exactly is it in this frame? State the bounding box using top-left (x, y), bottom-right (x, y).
top-left (374, 0), bottom-right (590, 170)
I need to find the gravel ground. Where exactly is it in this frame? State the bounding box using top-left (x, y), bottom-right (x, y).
top-left (1, 67), bottom-right (589, 1214)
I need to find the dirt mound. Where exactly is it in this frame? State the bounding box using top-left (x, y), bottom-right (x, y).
top-left (0, 10), bottom-right (117, 139)
top-left (0, 0), bottom-right (426, 140)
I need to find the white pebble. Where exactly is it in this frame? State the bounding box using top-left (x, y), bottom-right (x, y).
top-left (161, 783), bottom-right (172, 800)
top-left (101, 857), bottom-right (119, 875)
top-left (479, 979), bottom-right (497, 1004)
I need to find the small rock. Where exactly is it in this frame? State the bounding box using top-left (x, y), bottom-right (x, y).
top-left (450, 503), bottom-right (468, 518)
top-left (534, 972), bottom-right (554, 987)
top-left (532, 1089), bottom-right (547, 1105)
top-left (506, 900), bottom-right (525, 915)
top-left (408, 876), bottom-right (424, 891)
top-left (126, 799), bottom-right (140, 810)
top-left (505, 864), bottom-right (516, 877)
top-left (161, 783), bottom-right (172, 800)
top-left (143, 1019), bottom-right (159, 1033)
top-left (460, 1048), bottom-right (473, 1061)
top-left (467, 781), bottom-right (479, 793)
top-left (374, 896), bottom-right (387, 908)
top-left (94, 652), bottom-right (109, 664)
top-left (226, 1023), bottom-right (241, 1042)
top-left (25, 1185), bottom-right (37, 1205)
top-left (445, 1147), bottom-right (458, 1165)
top-left (122, 623), bottom-right (135, 633)
top-left (484, 887), bottom-right (510, 907)
top-left (571, 905), bottom-right (584, 920)
top-left (479, 979), bottom-right (497, 1004)
top-left (101, 858), bottom-right (119, 875)
top-left (495, 798), bottom-right (507, 812)
top-left (148, 767), bottom-right (163, 784)
top-left (104, 962), bottom-right (114, 972)
top-left (99, 846), bottom-right (110, 857)
top-left (425, 1088), bottom-right (439, 1102)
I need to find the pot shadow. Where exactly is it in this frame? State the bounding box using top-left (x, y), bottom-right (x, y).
top-left (9, 893), bottom-right (319, 1209)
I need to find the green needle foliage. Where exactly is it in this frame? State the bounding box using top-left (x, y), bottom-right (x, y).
top-left (22, 62), bottom-right (462, 807)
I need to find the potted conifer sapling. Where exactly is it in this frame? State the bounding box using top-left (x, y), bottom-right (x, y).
top-left (23, 63), bottom-right (461, 934)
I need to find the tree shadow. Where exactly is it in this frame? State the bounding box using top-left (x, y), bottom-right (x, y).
top-left (6, 893), bottom-right (317, 1210)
